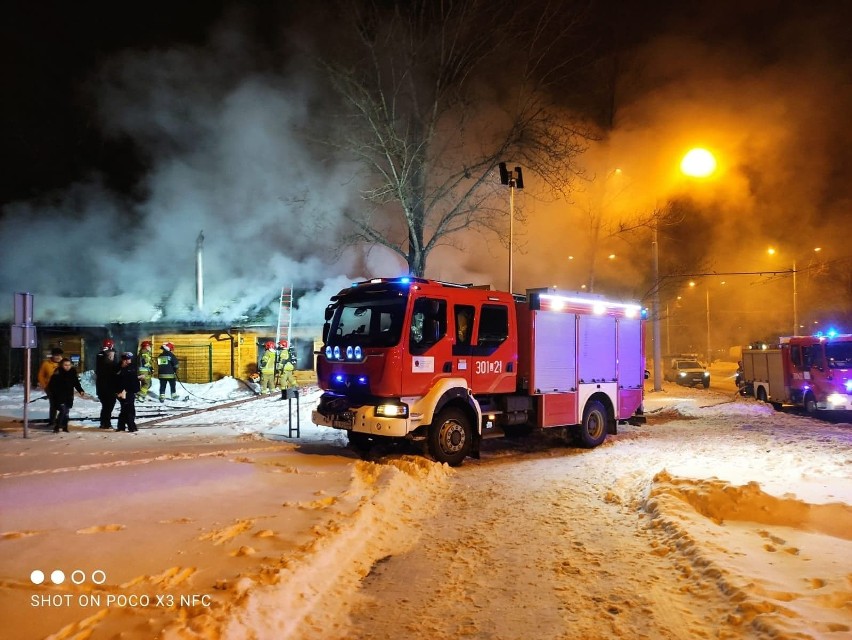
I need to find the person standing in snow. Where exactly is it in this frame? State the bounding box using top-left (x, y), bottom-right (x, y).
top-left (38, 347), bottom-right (64, 429)
top-left (115, 352), bottom-right (141, 432)
top-left (46, 358), bottom-right (85, 433)
top-left (259, 341), bottom-right (277, 394)
top-left (136, 340), bottom-right (154, 402)
top-left (156, 342), bottom-right (179, 402)
top-left (276, 339), bottom-right (298, 391)
top-left (95, 339), bottom-right (120, 429)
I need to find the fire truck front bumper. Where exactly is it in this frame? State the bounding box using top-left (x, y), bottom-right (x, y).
top-left (312, 397), bottom-right (414, 438)
top-left (823, 393), bottom-right (852, 411)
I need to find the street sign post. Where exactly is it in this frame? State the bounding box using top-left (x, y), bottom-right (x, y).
top-left (12, 293), bottom-right (35, 438)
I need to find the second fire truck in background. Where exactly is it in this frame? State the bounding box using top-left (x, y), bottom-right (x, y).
top-left (741, 333), bottom-right (852, 413)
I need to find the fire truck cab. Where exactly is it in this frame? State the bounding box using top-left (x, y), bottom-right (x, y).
top-left (311, 277), bottom-right (646, 466)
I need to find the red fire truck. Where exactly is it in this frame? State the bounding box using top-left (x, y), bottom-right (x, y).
top-left (311, 277), bottom-right (647, 465)
top-left (741, 333), bottom-right (852, 414)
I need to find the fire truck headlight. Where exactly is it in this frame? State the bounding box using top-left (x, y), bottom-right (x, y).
top-left (325, 346), bottom-right (333, 360)
top-left (845, 380), bottom-right (852, 392)
top-left (333, 346), bottom-right (341, 360)
top-left (703, 372), bottom-right (710, 377)
top-left (375, 403), bottom-right (408, 418)
top-left (678, 372), bottom-right (687, 377)
top-left (346, 345), bottom-right (354, 359)
top-left (827, 393), bottom-right (846, 406)
top-left (354, 345), bottom-right (363, 359)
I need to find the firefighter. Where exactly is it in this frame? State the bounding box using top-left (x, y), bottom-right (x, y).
top-left (115, 352), bottom-right (141, 432)
top-left (136, 340), bottom-right (153, 402)
top-left (259, 341), bottom-right (277, 394)
top-left (38, 347), bottom-right (64, 429)
top-left (96, 339), bottom-right (119, 429)
top-left (157, 342), bottom-right (179, 402)
top-left (276, 339), bottom-right (297, 391)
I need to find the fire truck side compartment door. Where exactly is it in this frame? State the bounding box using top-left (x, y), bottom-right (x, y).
top-left (617, 318), bottom-right (642, 389)
top-left (531, 311), bottom-right (576, 393)
top-left (578, 314), bottom-right (617, 383)
top-left (616, 317), bottom-right (643, 420)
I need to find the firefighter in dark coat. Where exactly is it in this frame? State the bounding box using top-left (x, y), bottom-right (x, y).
top-left (96, 339), bottom-right (120, 429)
top-left (157, 342), bottom-right (179, 402)
top-left (115, 352), bottom-right (141, 432)
top-left (46, 358), bottom-right (85, 433)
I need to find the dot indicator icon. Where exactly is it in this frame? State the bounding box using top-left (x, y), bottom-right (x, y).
top-left (50, 570), bottom-right (65, 585)
top-left (30, 570), bottom-right (45, 585)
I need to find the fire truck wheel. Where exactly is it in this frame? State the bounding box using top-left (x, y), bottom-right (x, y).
top-left (347, 431), bottom-right (373, 454)
top-left (756, 387), bottom-right (768, 403)
top-left (577, 401), bottom-right (608, 448)
top-left (428, 407), bottom-right (472, 467)
top-left (803, 392), bottom-right (818, 415)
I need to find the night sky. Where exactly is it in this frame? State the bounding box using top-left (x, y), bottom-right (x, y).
top-left (2, 0), bottom-right (850, 345)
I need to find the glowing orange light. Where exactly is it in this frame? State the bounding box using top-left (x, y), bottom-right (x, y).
top-left (680, 148), bottom-right (717, 178)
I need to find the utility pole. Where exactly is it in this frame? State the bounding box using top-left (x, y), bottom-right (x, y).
top-left (706, 287), bottom-right (711, 364)
top-left (792, 260), bottom-right (798, 336)
top-left (499, 163), bottom-right (524, 293)
top-left (652, 223), bottom-right (662, 391)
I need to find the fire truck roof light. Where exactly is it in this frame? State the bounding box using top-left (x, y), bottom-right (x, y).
top-left (539, 293), bottom-right (641, 314)
top-left (400, 277), bottom-right (410, 284)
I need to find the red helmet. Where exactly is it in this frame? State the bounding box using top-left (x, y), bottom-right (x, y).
top-left (141, 340), bottom-right (152, 349)
top-left (278, 340), bottom-right (288, 348)
top-left (264, 340), bottom-right (275, 350)
top-left (162, 342), bottom-right (175, 351)
top-left (103, 339), bottom-right (115, 349)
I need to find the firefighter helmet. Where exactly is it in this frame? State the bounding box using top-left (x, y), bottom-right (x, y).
top-left (264, 340), bottom-right (275, 350)
top-left (140, 340), bottom-right (152, 349)
top-left (162, 342), bottom-right (175, 351)
top-left (121, 352), bottom-right (134, 361)
top-left (103, 339), bottom-right (115, 349)
top-left (278, 340), bottom-right (288, 348)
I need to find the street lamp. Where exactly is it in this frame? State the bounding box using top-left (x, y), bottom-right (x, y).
top-left (689, 280), bottom-right (723, 364)
top-left (499, 162), bottom-right (524, 293)
top-left (651, 147), bottom-right (717, 392)
top-left (766, 246), bottom-right (822, 336)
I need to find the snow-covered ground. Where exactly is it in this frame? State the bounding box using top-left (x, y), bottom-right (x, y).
top-left (0, 368), bottom-right (850, 639)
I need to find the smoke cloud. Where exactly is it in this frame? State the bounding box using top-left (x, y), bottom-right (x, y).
top-left (1, 2), bottom-right (849, 354)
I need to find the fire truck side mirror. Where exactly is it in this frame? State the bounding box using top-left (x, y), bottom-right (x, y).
top-left (324, 306), bottom-right (334, 321)
top-left (644, 369), bottom-right (650, 379)
top-left (322, 323), bottom-right (330, 343)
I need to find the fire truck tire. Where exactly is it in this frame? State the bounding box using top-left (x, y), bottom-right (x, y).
top-left (347, 431), bottom-right (373, 454)
top-left (756, 387), bottom-right (768, 403)
top-left (577, 401), bottom-right (608, 448)
top-left (803, 392), bottom-right (818, 415)
top-left (428, 407), bottom-right (472, 467)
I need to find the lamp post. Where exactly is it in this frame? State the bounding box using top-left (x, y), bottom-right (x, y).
top-left (499, 163), bottom-right (524, 293)
top-left (767, 247), bottom-right (822, 336)
top-left (689, 280), bottom-right (714, 364)
top-left (652, 222), bottom-right (663, 391)
top-left (652, 147), bottom-right (717, 391)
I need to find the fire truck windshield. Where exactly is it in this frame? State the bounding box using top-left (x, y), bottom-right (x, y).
top-left (327, 296), bottom-right (407, 348)
top-left (825, 343), bottom-right (852, 368)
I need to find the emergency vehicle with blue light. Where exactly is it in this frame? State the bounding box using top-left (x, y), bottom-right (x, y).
top-left (311, 277), bottom-right (647, 465)
top-left (741, 332), bottom-right (852, 414)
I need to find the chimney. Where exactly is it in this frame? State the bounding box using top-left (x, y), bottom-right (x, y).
top-left (196, 230), bottom-right (204, 311)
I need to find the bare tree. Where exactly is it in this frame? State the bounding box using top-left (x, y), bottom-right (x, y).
top-left (318, 0), bottom-right (591, 277)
